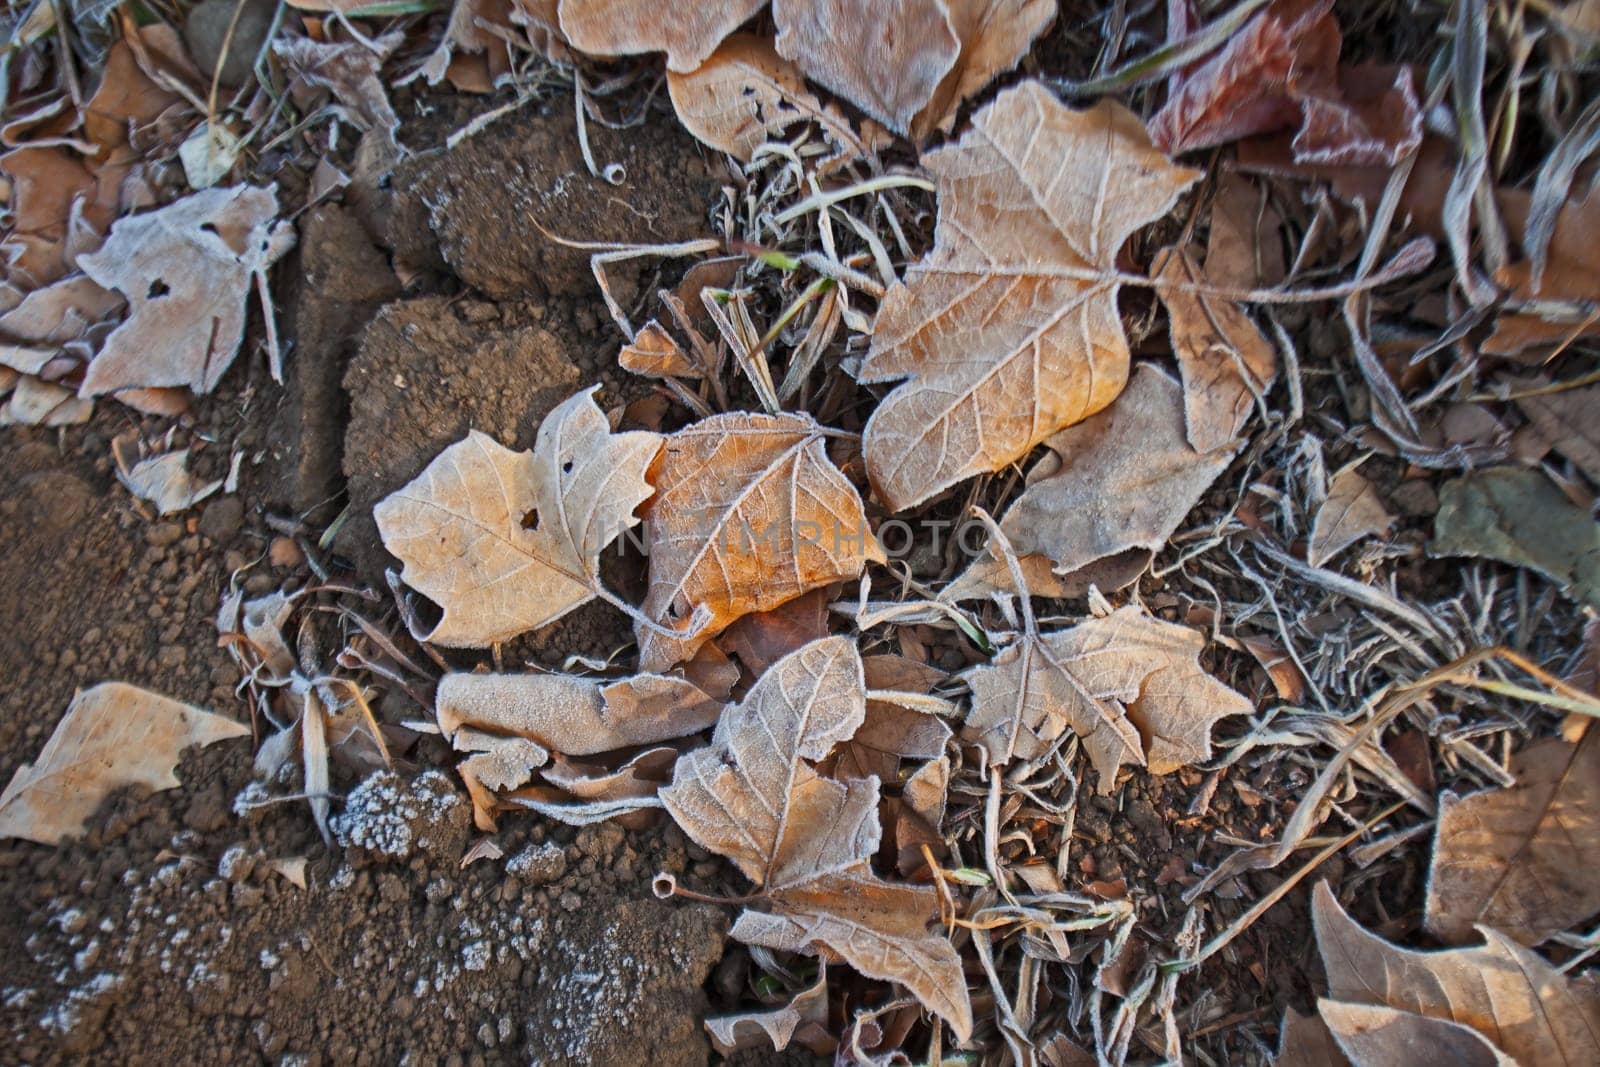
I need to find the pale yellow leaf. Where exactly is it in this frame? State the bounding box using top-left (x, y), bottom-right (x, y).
top-left (637, 411), bottom-right (881, 671)
top-left (556, 0), bottom-right (766, 71)
top-left (376, 387), bottom-right (661, 646)
top-left (1425, 727), bottom-right (1600, 946)
top-left (994, 365), bottom-right (1235, 577)
top-left (862, 86), bottom-right (1201, 510)
top-left (1308, 467), bottom-right (1394, 568)
top-left (667, 34), bottom-right (872, 162)
top-left (79, 185), bottom-right (294, 395)
top-left (0, 683), bottom-right (249, 845)
top-left (1313, 881), bottom-right (1600, 1066)
top-left (962, 605), bottom-right (1252, 788)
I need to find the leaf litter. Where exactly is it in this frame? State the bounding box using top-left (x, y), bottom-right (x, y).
top-left (6, 0), bottom-right (1600, 1062)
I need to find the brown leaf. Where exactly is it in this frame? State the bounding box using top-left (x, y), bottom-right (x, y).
top-left (556, 0), bottom-right (766, 72)
top-left (113, 440), bottom-right (222, 516)
top-left (913, 0), bottom-right (1058, 137)
top-left (1237, 632), bottom-right (1306, 703)
top-left (721, 588), bottom-right (831, 677)
top-left (962, 605), bottom-right (1252, 787)
top-left (376, 388), bottom-right (661, 646)
top-left (772, 0), bottom-right (959, 135)
top-left (1512, 379), bottom-right (1600, 485)
top-left (1486, 191), bottom-right (1600, 356)
top-left (942, 548), bottom-right (1150, 603)
top-left (705, 970), bottom-right (831, 1055)
top-left (0, 683), bottom-right (249, 845)
top-left (1312, 881), bottom-right (1600, 1065)
top-left (1274, 1007), bottom-right (1348, 1067)
top-left (861, 86), bottom-right (1200, 511)
top-left (661, 637), bottom-right (972, 1038)
top-left (0, 376), bottom-right (93, 426)
top-left (1425, 727), bottom-right (1600, 946)
top-left (437, 672), bottom-right (722, 756)
top-left (993, 365), bottom-right (1235, 577)
top-left (637, 411), bottom-right (881, 671)
top-left (542, 746), bottom-right (678, 801)
top-left (667, 34), bottom-right (874, 163)
top-left (78, 185), bottom-right (295, 395)
top-left (618, 320), bottom-right (702, 380)
top-left (1149, 0), bottom-right (1421, 167)
top-left (1307, 467), bottom-right (1394, 568)
top-left (1153, 245), bottom-right (1276, 453)
top-left (0, 275), bottom-right (124, 370)
top-left (406, 0), bottom-right (522, 87)
top-left (273, 32), bottom-right (402, 138)
top-left (826, 655), bottom-right (951, 782)
top-left (1318, 1001), bottom-right (1509, 1066)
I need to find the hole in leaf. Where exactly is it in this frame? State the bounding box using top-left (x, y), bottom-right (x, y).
top-left (561, 460), bottom-right (574, 474)
top-left (147, 279), bottom-right (171, 299)
top-left (521, 509), bottom-right (540, 531)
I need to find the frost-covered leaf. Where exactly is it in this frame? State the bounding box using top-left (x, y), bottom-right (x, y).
top-left (914, 0), bottom-right (1058, 137)
top-left (0, 375), bottom-right (93, 426)
top-left (0, 683), bottom-right (249, 845)
top-left (1274, 1007), bottom-right (1347, 1067)
top-left (638, 411), bottom-right (881, 671)
top-left (721, 588), bottom-right (831, 677)
top-left (1512, 378), bottom-right (1600, 484)
top-left (1317, 1001), bottom-right (1510, 1067)
top-left (662, 638), bottom-right (972, 1038)
top-left (861, 85), bottom-right (1200, 511)
top-left (826, 655), bottom-right (951, 782)
top-left (274, 32), bottom-right (402, 138)
top-left (667, 34), bottom-right (874, 162)
top-left (113, 439), bottom-right (222, 516)
top-left (78, 185), bottom-right (294, 395)
top-left (1432, 466), bottom-right (1600, 610)
top-left (992, 365), bottom-right (1236, 578)
top-left (376, 387), bottom-right (662, 646)
top-left (705, 969), bottom-right (831, 1055)
top-left (556, 0), bottom-right (766, 71)
top-left (437, 672), bottom-right (723, 756)
top-left (1312, 881), bottom-right (1600, 1065)
top-left (962, 605), bottom-right (1252, 788)
top-left (618, 320), bottom-right (702, 380)
top-left (1152, 243), bottom-right (1276, 454)
top-left (1308, 467), bottom-right (1393, 568)
top-left (1426, 727), bottom-right (1600, 946)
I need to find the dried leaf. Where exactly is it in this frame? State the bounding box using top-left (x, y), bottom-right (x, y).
top-left (772, 0), bottom-right (960, 135)
top-left (1317, 1001), bottom-right (1510, 1066)
top-left (114, 445), bottom-right (223, 516)
top-left (1432, 466), bottom-right (1600, 610)
top-left (720, 588), bottom-right (831, 677)
top-left (667, 34), bottom-right (873, 163)
top-left (637, 411), bottom-right (881, 671)
top-left (0, 683), bottom-right (249, 845)
top-left (994, 365), bottom-right (1235, 577)
top-left (78, 185), bottom-right (295, 395)
top-left (1425, 727), bottom-right (1600, 946)
top-left (266, 856), bottom-right (309, 890)
top-left (1149, 0), bottom-right (1421, 167)
top-left (913, 0), bottom-right (1058, 137)
top-left (1307, 467), bottom-right (1393, 567)
top-left (556, 0), bottom-right (766, 71)
top-left (376, 388), bottom-right (661, 646)
top-left (827, 656), bottom-right (952, 782)
top-left (0, 376), bottom-right (93, 426)
top-left (1312, 881), bottom-right (1600, 1065)
top-left (1153, 245), bottom-right (1276, 454)
top-left (942, 548), bottom-right (1150, 603)
top-left (618, 320), bottom-right (701, 379)
top-left (437, 672), bottom-right (722, 756)
top-left (1512, 380), bottom-right (1600, 485)
top-left (274, 33), bottom-right (402, 139)
top-left (662, 637), bottom-right (972, 1038)
top-left (1484, 194), bottom-right (1600, 356)
top-left (1274, 1007), bottom-right (1348, 1067)
top-left (0, 274), bottom-right (123, 367)
top-left (962, 605), bottom-right (1251, 787)
top-left (406, 0), bottom-right (518, 88)
top-left (542, 746), bottom-right (678, 800)
top-left (705, 970), bottom-right (831, 1055)
top-left (862, 86), bottom-right (1200, 510)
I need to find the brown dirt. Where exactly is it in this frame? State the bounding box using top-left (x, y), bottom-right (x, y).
top-left (0, 85), bottom-right (737, 1066)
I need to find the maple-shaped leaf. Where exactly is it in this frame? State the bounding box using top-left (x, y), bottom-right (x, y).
top-left (78, 185), bottom-right (295, 395)
top-left (637, 412), bottom-right (882, 671)
top-left (961, 605), bottom-right (1251, 789)
top-left (988, 364), bottom-right (1235, 579)
top-left (1425, 727), bottom-right (1600, 946)
top-left (556, 0), bottom-right (766, 71)
top-left (376, 387), bottom-right (662, 646)
top-left (0, 683), bottom-right (249, 845)
top-left (1312, 881), bottom-right (1600, 1065)
top-left (667, 34), bottom-right (876, 164)
top-left (861, 84), bottom-right (1200, 511)
top-left (661, 637), bottom-right (973, 1039)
